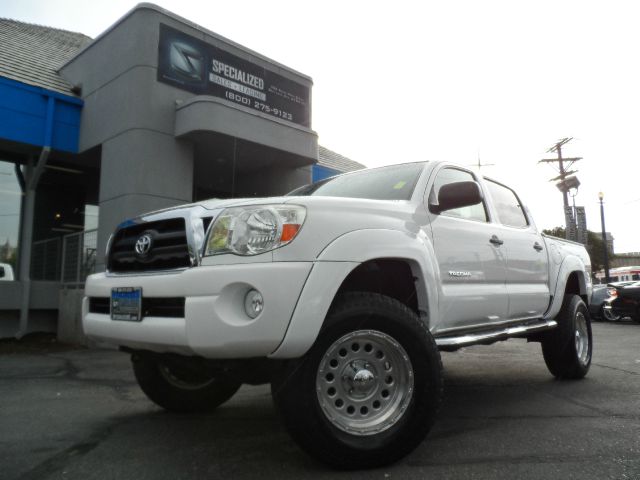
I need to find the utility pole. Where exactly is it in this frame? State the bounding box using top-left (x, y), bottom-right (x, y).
top-left (539, 137), bottom-right (582, 209)
top-left (598, 192), bottom-right (611, 283)
top-left (539, 138), bottom-right (583, 240)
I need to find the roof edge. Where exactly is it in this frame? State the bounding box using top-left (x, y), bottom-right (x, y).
top-left (59, 3), bottom-right (313, 83)
top-left (0, 17), bottom-right (91, 41)
top-left (0, 75), bottom-right (84, 105)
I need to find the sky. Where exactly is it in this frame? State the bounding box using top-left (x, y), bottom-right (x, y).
top-left (3, 0), bottom-right (640, 253)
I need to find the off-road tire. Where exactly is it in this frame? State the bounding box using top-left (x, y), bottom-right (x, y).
top-left (271, 292), bottom-right (443, 470)
top-left (542, 294), bottom-right (592, 379)
top-left (132, 356), bottom-right (241, 413)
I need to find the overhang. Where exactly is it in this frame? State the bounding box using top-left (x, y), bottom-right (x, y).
top-left (175, 95), bottom-right (318, 164)
top-left (0, 76), bottom-right (83, 153)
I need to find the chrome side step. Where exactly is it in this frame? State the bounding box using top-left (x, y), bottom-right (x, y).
top-left (435, 319), bottom-right (557, 349)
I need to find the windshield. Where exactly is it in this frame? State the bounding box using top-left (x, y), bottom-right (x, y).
top-left (288, 162), bottom-right (426, 200)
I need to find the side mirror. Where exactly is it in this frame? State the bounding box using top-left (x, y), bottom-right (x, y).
top-left (430, 181), bottom-right (483, 214)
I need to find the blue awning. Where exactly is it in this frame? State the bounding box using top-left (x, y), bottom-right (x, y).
top-left (0, 76), bottom-right (83, 153)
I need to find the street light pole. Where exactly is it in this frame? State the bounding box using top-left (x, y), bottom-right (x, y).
top-left (598, 192), bottom-right (610, 284)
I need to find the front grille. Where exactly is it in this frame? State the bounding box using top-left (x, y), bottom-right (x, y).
top-left (89, 297), bottom-right (110, 314)
top-left (108, 218), bottom-right (190, 273)
top-left (142, 297), bottom-right (185, 318)
top-left (202, 216), bottom-right (213, 232)
top-left (88, 297), bottom-right (185, 318)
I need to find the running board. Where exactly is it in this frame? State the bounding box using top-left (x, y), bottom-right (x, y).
top-left (435, 319), bottom-right (557, 349)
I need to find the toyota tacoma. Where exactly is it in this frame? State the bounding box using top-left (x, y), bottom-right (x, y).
top-left (84, 161), bottom-right (593, 469)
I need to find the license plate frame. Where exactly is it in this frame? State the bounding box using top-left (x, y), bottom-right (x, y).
top-left (110, 287), bottom-right (142, 322)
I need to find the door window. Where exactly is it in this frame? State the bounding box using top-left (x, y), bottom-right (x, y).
top-left (485, 179), bottom-right (529, 228)
top-left (430, 168), bottom-right (487, 222)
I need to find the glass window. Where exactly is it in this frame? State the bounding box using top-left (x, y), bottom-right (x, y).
top-left (0, 161), bottom-right (21, 277)
top-left (485, 179), bottom-right (528, 228)
top-left (288, 162), bottom-right (425, 201)
top-left (429, 168), bottom-right (487, 222)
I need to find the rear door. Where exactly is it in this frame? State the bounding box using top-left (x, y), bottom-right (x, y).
top-left (484, 179), bottom-right (550, 319)
top-left (426, 166), bottom-right (509, 332)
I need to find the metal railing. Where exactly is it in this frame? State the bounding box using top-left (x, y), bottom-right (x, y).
top-left (28, 229), bottom-right (98, 285)
top-left (31, 237), bottom-right (61, 281)
top-left (60, 229), bottom-right (97, 287)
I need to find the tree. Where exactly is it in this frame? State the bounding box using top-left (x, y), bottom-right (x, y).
top-left (542, 227), bottom-right (612, 273)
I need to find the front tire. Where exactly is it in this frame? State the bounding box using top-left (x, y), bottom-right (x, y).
top-left (600, 304), bottom-right (621, 322)
top-left (132, 356), bottom-right (241, 413)
top-left (542, 294), bottom-right (592, 379)
top-left (272, 292), bottom-right (443, 470)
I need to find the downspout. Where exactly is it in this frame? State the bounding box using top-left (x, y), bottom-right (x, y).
top-left (17, 96), bottom-right (55, 338)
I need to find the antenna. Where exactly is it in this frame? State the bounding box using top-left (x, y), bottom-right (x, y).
top-left (469, 151), bottom-right (495, 171)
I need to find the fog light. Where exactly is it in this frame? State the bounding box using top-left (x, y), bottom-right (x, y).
top-left (244, 289), bottom-right (264, 319)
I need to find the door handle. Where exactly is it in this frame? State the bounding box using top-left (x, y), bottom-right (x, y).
top-left (534, 242), bottom-right (543, 252)
top-left (489, 235), bottom-right (504, 246)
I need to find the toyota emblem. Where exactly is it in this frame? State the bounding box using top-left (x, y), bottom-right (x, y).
top-left (134, 233), bottom-right (153, 257)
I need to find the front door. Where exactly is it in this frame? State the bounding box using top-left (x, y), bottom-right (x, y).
top-left (426, 166), bottom-right (509, 333)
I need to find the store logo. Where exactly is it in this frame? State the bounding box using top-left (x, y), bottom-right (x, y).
top-left (135, 234), bottom-right (153, 257)
top-left (169, 41), bottom-right (205, 81)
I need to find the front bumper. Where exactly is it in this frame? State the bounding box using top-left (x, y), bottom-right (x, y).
top-left (604, 297), bottom-right (638, 319)
top-left (83, 262), bottom-right (312, 358)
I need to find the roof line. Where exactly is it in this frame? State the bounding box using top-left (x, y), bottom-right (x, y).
top-left (59, 2), bottom-right (313, 83)
top-left (0, 75), bottom-right (84, 105)
top-left (0, 16), bottom-right (91, 40)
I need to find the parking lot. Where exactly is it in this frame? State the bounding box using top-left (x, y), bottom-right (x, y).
top-left (1, 321), bottom-right (639, 480)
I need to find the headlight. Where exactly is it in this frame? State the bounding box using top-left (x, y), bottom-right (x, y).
top-left (204, 205), bottom-right (306, 256)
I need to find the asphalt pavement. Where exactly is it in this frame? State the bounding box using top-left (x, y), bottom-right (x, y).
top-left (1, 321), bottom-right (639, 480)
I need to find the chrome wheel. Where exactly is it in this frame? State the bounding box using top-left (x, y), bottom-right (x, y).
top-left (574, 312), bottom-right (590, 367)
top-left (601, 306), bottom-right (620, 322)
top-left (316, 330), bottom-right (414, 436)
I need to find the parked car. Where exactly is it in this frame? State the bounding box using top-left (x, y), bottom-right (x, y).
top-left (83, 161), bottom-right (593, 469)
top-left (603, 281), bottom-right (640, 323)
top-left (589, 281), bottom-right (635, 321)
top-left (0, 263), bottom-right (14, 281)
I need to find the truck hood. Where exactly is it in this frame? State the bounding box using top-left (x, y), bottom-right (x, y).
top-left (134, 195), bottom-right (414, 217)
top-left (132, 196), bottom-right (293, 219)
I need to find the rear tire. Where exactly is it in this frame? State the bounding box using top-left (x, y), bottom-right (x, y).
top-left (132, 356), bottom-right (241, 413)
top-left (542, 295), bottom-right (592, 379)
top-left (272, 292), bottom-right (443, 470)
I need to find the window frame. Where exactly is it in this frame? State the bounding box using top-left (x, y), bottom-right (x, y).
top-left (483, 177), bottom-right (531, 229)
top-left (428, 166), bottom-right (490, 224)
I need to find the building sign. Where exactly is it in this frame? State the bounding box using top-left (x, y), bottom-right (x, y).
top-left (158, 24), bottom-right (311, 127)
top-left (575, 206), bottom-right (588, 245)
top-left (564, 206), bottom-right (577, 241)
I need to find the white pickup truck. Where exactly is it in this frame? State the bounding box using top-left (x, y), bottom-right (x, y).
top-left (83, 161), bottom-right (593, 469)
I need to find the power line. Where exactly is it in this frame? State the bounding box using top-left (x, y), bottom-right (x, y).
top-left (538, 137), bottom-right (582, 209)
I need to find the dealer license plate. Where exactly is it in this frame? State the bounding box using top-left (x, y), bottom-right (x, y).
top-left (111, 287), bottom-right (142, 321)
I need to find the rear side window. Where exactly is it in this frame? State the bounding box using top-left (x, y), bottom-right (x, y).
top-left (485, 179), bottom-right (528, 228)
top-left (429, 168), bottom-right (488, 222)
